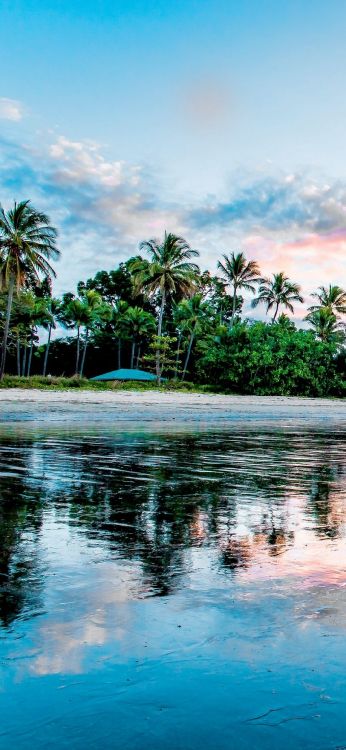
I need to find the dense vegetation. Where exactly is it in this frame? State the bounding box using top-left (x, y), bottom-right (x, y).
top-left (1, 199), bottom-right (346, 396)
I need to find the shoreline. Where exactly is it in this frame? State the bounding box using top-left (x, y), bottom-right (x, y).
top-left (1, 388), bottom-right (346, 428)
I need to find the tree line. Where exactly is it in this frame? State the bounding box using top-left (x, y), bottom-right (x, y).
top-left (1, 199), bottom-right (346, 394)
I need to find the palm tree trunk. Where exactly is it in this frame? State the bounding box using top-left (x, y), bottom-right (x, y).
top-left (157, 289), bottom-right (166, 337)
top-left (174, 334), bottom-right (182, 379)
top-left (231, 283), bottom-right (238, 324)
top-left (43, 324), bottom-right (52, 376)
top-left (22, 338), bottom-right (27, 377)
top-left (75, 326), bottom-right (80, 375)
top-left (272, 302), bottom-right (280, 322)
top-left (79, 328), bottom-right (89, 377)
top-left (16, 335), bottom-right (21, 376)
top-left (130, 340), bottom-right (136, 369)
top-left (136, 345), bottom-right (141, 369)
top-left (0, 275), bottom-right (15, 380)
top-left (156, 289), bottom-right (166, 383)
top-left (117, 339), bottom-right (121, 369)
top-left (27, 333), bottom-right (34, 376)
top-left (182, 329), bottom-right (195, 380)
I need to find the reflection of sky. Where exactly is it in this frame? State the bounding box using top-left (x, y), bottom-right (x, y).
top-left (2, 428), bottom-right (346, 748)
top-left (4, 483), bottom-right (346, 680)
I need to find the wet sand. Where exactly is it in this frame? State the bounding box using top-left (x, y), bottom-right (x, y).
top-left (0, 388), bottom-right (346, 427)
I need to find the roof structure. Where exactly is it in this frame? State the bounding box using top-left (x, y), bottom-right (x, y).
top-left (90, 368), bottom-right (157, 382)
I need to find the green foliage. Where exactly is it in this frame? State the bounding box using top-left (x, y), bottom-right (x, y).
top-left (196, 318), bottom-right (346, 397)
top-left (1, 204), bottom-right (346, 397)
top-left (304, 307), bottom-right (345, 345)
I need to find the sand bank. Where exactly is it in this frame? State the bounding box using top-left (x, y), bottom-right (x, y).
top-left (0, 388), bottom-right (346, 429)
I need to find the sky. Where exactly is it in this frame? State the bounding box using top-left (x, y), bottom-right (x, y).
top-left (0, 0), bottom-right (346, 316)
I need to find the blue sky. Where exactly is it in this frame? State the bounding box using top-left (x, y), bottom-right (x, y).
top-left (0, 0), bottom-right (346, 309)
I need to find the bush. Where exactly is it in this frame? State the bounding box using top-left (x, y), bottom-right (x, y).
top-left (196, 320), bottom-right (346, 397)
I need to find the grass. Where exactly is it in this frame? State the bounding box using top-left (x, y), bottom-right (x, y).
top-left (0, 375), bottom-right (217, 393)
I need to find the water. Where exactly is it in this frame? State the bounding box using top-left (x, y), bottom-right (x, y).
top-left (1, 425), bottom-right (346, 749)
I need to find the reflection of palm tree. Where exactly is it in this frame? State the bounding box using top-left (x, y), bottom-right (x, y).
top-left (3, 428), bottom-right (346, 619)
top-left (221, 538), bottom-right (252, 571)
top-left (308, 464), bottom-right (341, 539)
top-left (0, 444), bottom-right (44, 627)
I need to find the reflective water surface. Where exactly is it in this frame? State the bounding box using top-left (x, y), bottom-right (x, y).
top-left (1, 425), bottom-right (346, 749)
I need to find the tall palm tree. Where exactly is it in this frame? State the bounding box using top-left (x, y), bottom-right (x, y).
top-left (305, 307), bottom-right (345, 344)
top-left (252, 272), bottom-right (303, 321)
top-left (309, 285), bottom-right (346, 316)
top-left (217, 252), bottom-right (262, 323)
top-left (175, 294), bottom-right (212, 379)
top-left (0, 201), bottom-right (59, 378)
top-left (122, 307), bottom-right (156, 369)
top-left (129, 232), bottom-right (199, 379)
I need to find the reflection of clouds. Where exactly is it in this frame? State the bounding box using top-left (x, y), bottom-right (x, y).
top-left (29, 560), bottom-right (138, 677)
top-left (238, 523), bottom-right (346, 587)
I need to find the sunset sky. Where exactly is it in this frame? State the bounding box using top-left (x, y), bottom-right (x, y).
top-left (1, 0), bottom-right (346, 315)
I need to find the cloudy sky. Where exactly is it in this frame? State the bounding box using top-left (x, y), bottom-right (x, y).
top-left (1, 0), bottom-right (346, 314)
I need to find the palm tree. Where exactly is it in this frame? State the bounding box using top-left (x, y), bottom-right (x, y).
top-left (122, 307), bottom-right (156, 368)
top-left (252, 272), bottom-right (304, 321)
top-left (129, 233), bottom-right (199, 379)
top-left (26, 297), bottom-right (53, 376)
top-left (217, 252), bottom-right (262, 323)
top-left (309, 285), bottom-right (346, 316)
top-left (175, 294), bottom-right (212, 379)
top-left (305, 307), bottom-right (345, 344)
top-left (111, 300), bottom-right (130, 369)
top-left (63, 298), bottom-right (89, 375)
top-left (7, 291), bottom-right (34, 376)
top-left (0, 200), bottom-right (59, 378)
top-left (172, 303), bottom-right (186, 378)
top-left (78, 291), bottom-right (110, 377)
top-left (63, 291), bottom-right (109, 377)
top-left (42, 298), bottom-right (61, 376)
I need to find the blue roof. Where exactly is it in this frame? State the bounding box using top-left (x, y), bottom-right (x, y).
top-left (90, 368), bottom-right (158, 382)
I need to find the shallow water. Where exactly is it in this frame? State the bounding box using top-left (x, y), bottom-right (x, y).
top-left (1, 425), bottom-right (346, 749)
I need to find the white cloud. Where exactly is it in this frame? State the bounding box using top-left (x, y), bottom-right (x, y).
top-left (49, 136), bottom-right (139, 188)
top-left (2, 131), bottom-right (346, 302)
top-left (0, 97), bottom-right (24, 121)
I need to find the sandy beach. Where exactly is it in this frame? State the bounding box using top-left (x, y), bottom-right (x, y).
top-left (0, 388), bottom-right (346, 428)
